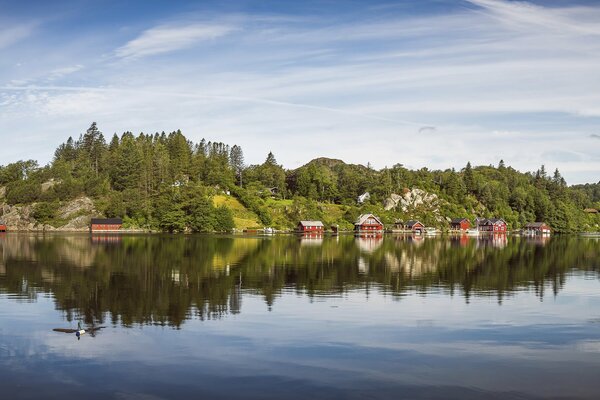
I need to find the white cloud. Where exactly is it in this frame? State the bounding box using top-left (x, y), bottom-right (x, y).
top-left (115, 23), bottom-right (236, 59)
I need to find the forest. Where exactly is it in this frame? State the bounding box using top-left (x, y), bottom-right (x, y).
top-left (0, 123), bottom-right (599, 232)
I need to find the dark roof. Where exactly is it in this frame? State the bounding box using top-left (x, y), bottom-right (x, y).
top-left (405, 220), bottom-right (424, 227)
top-left (451, 218), bottom-right (469, 224)
top-left (486, 218), bottom-right (506, 225)
top-left (91, 218), bottom-right (123, 224)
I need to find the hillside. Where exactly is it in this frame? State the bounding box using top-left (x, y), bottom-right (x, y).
top-left (0, 123), bottom-right (599, 232)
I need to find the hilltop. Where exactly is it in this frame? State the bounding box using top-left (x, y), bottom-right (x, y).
top-left (0, 123), bottom-right (598, 233)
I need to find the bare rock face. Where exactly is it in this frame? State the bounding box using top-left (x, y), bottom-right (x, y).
top-left (0, 204), bottom-right (39, 231)
top-left (58, 197), bottom-right (95, 220)
top-left (0, 186), bottom-right (6, 199)
top-left (62, 215), bottom-right (92, 230)
top-left (383, 188), bottom-right (440, 212)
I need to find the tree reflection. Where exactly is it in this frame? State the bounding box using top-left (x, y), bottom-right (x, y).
top-left (0, 234), bottom-right (598, 327)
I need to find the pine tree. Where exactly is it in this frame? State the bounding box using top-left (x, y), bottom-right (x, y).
top-left (464, 162), bottom-right (474, 193)
top-left (229, 145), bottom-right (245, 188)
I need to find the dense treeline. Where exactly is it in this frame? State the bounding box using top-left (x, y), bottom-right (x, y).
top-left (0, 123), bottom-right (598, 232)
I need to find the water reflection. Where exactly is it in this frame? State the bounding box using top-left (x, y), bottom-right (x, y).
top-left (0, 234), bottom-right (598, 327)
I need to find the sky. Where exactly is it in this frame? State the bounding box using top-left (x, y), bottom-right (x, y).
top-left (1, 0), bottom-right (599, 184)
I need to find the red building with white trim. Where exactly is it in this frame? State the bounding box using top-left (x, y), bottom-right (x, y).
top-left (0, 221), bottom-right (6, 232)
top-left (297, 220), bottom-right (324, 233)
top-left (354, 214), bottom-right (384, 234)
top-left (405, 220), bottom-right (425, 234)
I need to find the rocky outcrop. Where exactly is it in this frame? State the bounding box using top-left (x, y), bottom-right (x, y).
top-left (1, 203), bottom-right (40, 231)
top-left (58, 197), bottom-right (95, 220)
top-left (384, 188), bottom-right (439, 212)
top-left (0, 196), bottom-right (98, 231)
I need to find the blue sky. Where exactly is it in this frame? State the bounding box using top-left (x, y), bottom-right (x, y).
top-left (1, 0), bottom-right (599, 184)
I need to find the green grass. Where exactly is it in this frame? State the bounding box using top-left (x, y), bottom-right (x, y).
top-left (213, 195), bottom-right (262, 230)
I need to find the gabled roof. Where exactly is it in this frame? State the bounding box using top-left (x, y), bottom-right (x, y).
top-left (298, 220), bottom-right (324, 227)
top-left (479, 218), bottom-right (506, 225)
top-left (405, 220), bottom-right (424, 228)
top-left (91, 218), bottom-right (123, 224)
top-left (355, 213), bottom-right (383, 226)
top-left (451, 218), bottom-right (469, 224)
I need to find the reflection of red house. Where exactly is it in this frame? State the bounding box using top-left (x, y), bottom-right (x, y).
top-left (90, 218), bottom-right (123, 232)
top-left (405, 220), bottom-right (425, 234)
top-left (297, 220), bottom-right (324, 233)
top-left (0, 221), bottom-right (6, 232)
top-left (478, 218), bottom-right (507, 233)
top-left (450, 218), bottom-right (471, 231)
top-left (354, 214), bottom-right (384, 234)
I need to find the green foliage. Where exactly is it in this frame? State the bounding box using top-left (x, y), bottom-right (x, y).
top-left (32, 201), bottom-right (60, 224)
top-left (1, 123), bottom-right (598, 233)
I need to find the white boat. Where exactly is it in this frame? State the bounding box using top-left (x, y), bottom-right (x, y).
top-left (466, 229), bottom-right (479, 236)
top-left (424, 227), bottom-right (439, 235)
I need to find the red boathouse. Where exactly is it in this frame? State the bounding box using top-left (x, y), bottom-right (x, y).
top-left (405, 220), bottom-right (425, 234)
top-left (354, 214), bottom-right (384, 234)
top-left (0, 221), bottom-right (6, 232)
top-left (450, 218), bottom-right (471, 231)
top-left (297, 220), bottom-right (325, 233)
top-left (90, 218), bottom-right (123, 232)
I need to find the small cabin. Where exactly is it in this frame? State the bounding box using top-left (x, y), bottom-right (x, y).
top-left (477, 218), bottom-right (507, 232)
top-left (524, 222), bottom-right (551, 235)
top-left (450, 218), bottom-right (471, 231)
top-left (90, 218), bottom-right (123, 232)
top-left (297, 220), bottom-right (324, 233)
top-left (0, 220), bottom-right (6, 232)
top-left (584, 208), bottom-right (599, 214)
top-left (405, 220), bottom-right (425, 234)
top-left (354, 214), bottom-right (384, 233)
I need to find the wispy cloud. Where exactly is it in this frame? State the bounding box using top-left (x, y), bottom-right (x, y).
top-left (115, 23), bottom-right (236, 59)
top-left (47, 64), bottom-right (84, 80)
top-left (466, 0), bottom-right (600, 35)
top-left (1, 1), bottom-right (600, 183)
top-left (0, 23), bottom-right (36, 49)
top-left (591, 134), bottom-right (600, 140)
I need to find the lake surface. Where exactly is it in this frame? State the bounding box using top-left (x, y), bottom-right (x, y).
top-left (0, 233), bottom-right (599, 399)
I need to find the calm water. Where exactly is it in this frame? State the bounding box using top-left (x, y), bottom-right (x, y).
top-left (0, 233), bottom-right (599, 399)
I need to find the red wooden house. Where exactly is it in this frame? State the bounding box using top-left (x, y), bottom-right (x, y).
top-left (450, 218), bottom-right (471, 231)
top-left (297, 220), bottom-right (324, 233)
top-left (354, 214), bottom-right (384, 233)
top-left (0, 220), bottom-right (6, 232)
top-left (477, 218), bottom-right (507, 233)
top-left (405, 220), bottom-right (425, 234)
top-left (90, 218), bottom-right (123, 232)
